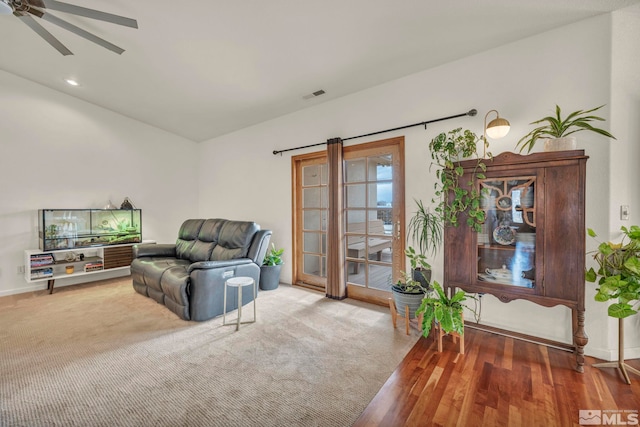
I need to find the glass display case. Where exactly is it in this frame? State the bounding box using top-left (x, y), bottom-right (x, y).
top-left (38, 209), bottom-right (142, 251)
top-left (477, 176), bottom-right (536, 289)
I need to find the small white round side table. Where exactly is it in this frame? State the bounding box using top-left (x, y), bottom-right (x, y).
top-left (223, 276), bottom-right (257, 331)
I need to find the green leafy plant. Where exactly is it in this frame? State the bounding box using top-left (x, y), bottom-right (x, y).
top-left (406, 199), bottom-right (442, 259)
top-left (405, 246), bottom-right (431, 271)
top-left (416, 281), bottom-right (474, 337)
top-left (429, 128), bottom-right (487, 232)
top-left (393, 270), bottom-right (426, 294)
top-left (516, 104), bottom-right (616, 153)
top-left (262, 243), bottom-right (284, 266)
top-left (585, 226), bottom-right (640, 319)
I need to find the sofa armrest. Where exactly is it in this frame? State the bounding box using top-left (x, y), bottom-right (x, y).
top-left (133, 243), bottom-right (177, 258)
top-left (187, 258), bottom-right (253, 273)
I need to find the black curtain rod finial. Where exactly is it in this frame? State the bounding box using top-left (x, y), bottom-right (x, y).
top-left (468, 109), bottom-right (478, 117)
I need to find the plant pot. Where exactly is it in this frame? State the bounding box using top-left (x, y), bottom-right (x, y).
top-left (412, 267), bottom-right (432, 290)
top-left (259, 264), bottom-right (282, 291)
top-left (543, 136), bottom-right (577, 152)
top-left (391, 285), bottom-right (425, 319)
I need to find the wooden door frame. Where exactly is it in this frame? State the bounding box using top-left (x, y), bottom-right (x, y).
top-left (291, 136), bottom-right (406, 301)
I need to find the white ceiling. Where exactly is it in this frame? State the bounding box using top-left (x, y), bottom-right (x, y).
top-left (1, 0), bottom-right (639, 143)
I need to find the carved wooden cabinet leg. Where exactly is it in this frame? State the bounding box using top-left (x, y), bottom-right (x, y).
top-left (573, 308), bottom-right (588, 373)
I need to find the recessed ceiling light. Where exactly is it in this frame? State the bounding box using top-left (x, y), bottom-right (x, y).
top-left (65, 79), bottom-right (80, 86)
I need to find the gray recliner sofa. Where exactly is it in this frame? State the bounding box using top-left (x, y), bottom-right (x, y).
top-left (131, 218), bottom-right (271, 321)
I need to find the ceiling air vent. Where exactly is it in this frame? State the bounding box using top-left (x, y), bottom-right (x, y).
top-left (303, 89), bottom-right (326, 100)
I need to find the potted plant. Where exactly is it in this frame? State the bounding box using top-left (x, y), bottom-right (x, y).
top-left (391, 269), bottom-right (427, 320)
top-left (585, 225), bottom-right (640, 384)
top-left (259, 243), bottom-right (284, 291)
top-left (405, 246), bottom-right (432, 290)
top-left (516, 104), bottom-right (616, 153)
top-left (406, 199), bottom-right (442, 287)
top-left (429, 128), bottom-right (487, 232)
top-left (416, 281), bottom-right (475, 338)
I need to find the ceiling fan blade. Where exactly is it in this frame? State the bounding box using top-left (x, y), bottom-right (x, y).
top-left (35, 11), bottom-right (126, 54)
top-left (32, 0), bottom-right (138, 28)
top-left (15, 12), bottom-right (73, 55)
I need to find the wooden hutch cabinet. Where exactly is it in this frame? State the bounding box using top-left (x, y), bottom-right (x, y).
top-left (443, 150), bottom-right (589, 372)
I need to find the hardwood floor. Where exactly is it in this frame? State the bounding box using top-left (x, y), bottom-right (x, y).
top-left (355, 327), bottom-right (640, 426)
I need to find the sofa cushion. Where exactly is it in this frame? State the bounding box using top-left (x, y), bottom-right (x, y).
top-left (131, 257), bottom-right (190, 292)
top-left (189, 218), bottom-right (226, 262)
top-left (175, 219), bottom-right (205, 260)
top-left (211, 221), bottom-right (259, 261)
top-left (160, 266), bottom-right (190, 320)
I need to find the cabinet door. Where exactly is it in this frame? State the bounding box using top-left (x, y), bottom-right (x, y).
top-left (541, 163), bottom-right (585, 303)
top-left (476, 169), bottom-right (541, 296)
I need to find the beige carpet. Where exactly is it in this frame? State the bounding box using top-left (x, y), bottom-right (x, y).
top-left (0, 278), bottom-right (418, 427)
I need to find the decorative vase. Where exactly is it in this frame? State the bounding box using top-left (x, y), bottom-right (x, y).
top-left (259, 263), bottom-right (282, 291)
top-left (543, 136), bottom-right (577, 152)
top-left (391, 285), bottom-right (425, 319)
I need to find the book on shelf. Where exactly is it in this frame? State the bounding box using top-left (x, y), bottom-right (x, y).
top-left (31, 267), bottom-right (53, 279)
top-left (30, 253), bottom-right (54, 267)
top-left (84, 262), bottom-right (104, 273)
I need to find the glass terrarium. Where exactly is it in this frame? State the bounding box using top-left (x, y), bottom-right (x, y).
top-left (38, 209), bottom-right (142, 251)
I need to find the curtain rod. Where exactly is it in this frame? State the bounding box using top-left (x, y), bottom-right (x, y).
top-left (272, 108), bottom-right (477, 155)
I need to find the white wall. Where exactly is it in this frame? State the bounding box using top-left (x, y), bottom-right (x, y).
top-left (0, 70), bottom-right (199, 296)
top-left (198, 14), bottom-right (636, 359)
top-left (608, 4), bottom-right (640, 358)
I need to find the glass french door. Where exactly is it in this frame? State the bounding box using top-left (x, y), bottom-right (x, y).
top-left (292, 137), bottom-right (405, 304)
top-left (294, 155), bottom-right (328, 289)
top-left (343, 138), bottom-right (404, 305)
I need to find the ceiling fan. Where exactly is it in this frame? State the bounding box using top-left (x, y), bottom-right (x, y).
top-left (0, 0), bottom-right (138, 55)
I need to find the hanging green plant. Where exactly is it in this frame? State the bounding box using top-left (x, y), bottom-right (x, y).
top-left (429, 128), bottom-right (487, 232)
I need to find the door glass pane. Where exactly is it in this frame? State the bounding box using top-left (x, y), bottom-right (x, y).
top-left (478, 177), bottom-right (536, 288)
top-left (303, 210), bottom-right (321, 231)
top-left (346, 210), bottom-right (366, 228)
top-left (369, 154), bottom-right (392, 180)
top-left (303, 232), bottom-right (321, 253)
top-left (321, 187), bottom-right (328, 208)
top-left (375, 182), bottom-right (392, 208)
top-left (346, 236), bottom-right (366, 260)
top-left (346, 184), bottom-right (366, 208)
top-left (346, 261), bottom-right (365, 285)
top-left (303, 254), bottom-right (322, 276)
top-left (303, 164), bottom-right (321, 186)
top-left (303, 188), bottom-right (321, 208)
top-left (320, 164), bottom-right (328, 185)
top-left (345, 159), bottom-right (366, 183)
top-left (368, 264), bottom-right (393, 292)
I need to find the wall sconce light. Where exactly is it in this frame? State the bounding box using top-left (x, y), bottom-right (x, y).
top-left (483, 110), bottom-right (510, 157)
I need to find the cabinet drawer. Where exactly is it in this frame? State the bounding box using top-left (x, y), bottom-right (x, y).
top-left (103, 246), bottom-right (133, 269)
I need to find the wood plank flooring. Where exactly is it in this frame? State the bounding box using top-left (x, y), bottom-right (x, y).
top-left (355, 327), bottom-right (640, 426)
